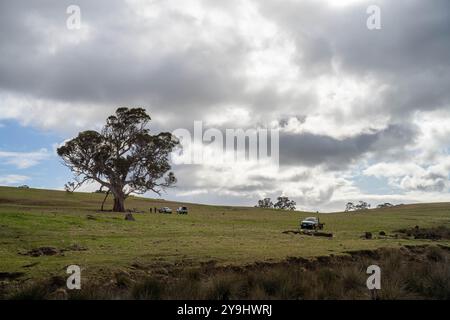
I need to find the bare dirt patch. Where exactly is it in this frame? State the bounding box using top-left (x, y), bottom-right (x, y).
top-left (0, 272), bottom-right (25, 281)
top-left (282, 230), bottom-right (333, 238)
top-left (396, 226), bottom-right (450, 240)
top-left (20, 244), bottom-right (88, 257)
top-left (20, 247), bottom-right (59, 257)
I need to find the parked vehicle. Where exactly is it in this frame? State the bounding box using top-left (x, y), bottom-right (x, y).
top-left (158, 207), bottom-right (172, 214)
top-left (176, 206), bottom-right (188, 215)
top-left (300, 217), bottom-right (324, 230)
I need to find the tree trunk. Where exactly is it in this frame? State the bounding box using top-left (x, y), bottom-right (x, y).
top-left (100, 190), bottom-right (110, 211)
top-left (113, 194), bottom-right (125, 212)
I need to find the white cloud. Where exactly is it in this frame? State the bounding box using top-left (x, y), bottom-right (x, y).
top-left (0, 92), bottom-right (110, 134)
top-left (362, 109), bottom-right (450, 194)
top-left (0, 174), bottom-right (29, 185)
top-left (364, 157), bottom-right (450, 192)
top-left (0, 148), bottom-right (50, 169)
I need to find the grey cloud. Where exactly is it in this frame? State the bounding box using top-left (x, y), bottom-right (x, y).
top-left (260, 0), bottom-right (450, 117)
top-left (2, 0), bottom-right (449, 122)
top-left (279, 123), bottom-right (418, 169)
top-left (280, 131), bottom-right (377, 169)
top-left (0, 0), bottom-right (249, 118)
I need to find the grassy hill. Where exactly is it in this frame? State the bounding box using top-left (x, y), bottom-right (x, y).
top-left (1, 186), bottom-right (450, 282)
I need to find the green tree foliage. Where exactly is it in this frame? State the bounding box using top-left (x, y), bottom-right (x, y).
top-left (274, 196), bottom-right (296, 211)
top-left (256, 198), bottom-right (274, 208)
top-left (57, 107), bottom-right (178, 212)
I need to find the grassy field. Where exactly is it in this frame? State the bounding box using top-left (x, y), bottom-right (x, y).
top-left (1, 186), bottom-right (450, 283)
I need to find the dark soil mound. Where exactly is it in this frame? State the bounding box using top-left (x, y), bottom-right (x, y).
top-left (396, 226), bottom-right (450, 240)
top-left (21, 247), bottom-right (59, 257)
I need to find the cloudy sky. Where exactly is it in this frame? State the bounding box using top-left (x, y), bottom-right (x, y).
top-left (1, 0), bottom-right (450, 211)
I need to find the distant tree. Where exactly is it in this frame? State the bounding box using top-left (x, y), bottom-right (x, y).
top-left (64, 182), bottom-right (76, 193)
top-left (256, 198), bottom-right (274, 208)
top-left (355, 201), bottom-right (371, 211)
top-left (346, 201), bottom-right (371, 212)
top-left (274, 196), bottom-right (296, 211)
top-left (345, 202), bottom-right (355, 212)
top-left (57, 107), bottom-right (179, 212)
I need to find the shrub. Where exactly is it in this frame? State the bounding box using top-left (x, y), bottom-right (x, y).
top-left (131, 278), bottom-right (164, 300)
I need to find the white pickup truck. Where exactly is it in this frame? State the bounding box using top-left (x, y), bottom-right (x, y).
top-left (300, 217), bottom-right (324, 230)
top-left (158, 207), bottom-right (172, 214)
top-left (176, 207), bottom-right (188, 215)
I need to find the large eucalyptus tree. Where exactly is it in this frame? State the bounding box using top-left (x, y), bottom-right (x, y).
top-left (57, 107), bottom-right (178, 212)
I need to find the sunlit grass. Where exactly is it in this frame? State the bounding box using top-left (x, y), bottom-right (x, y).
top-left (1, 186), bottom-right (449, 281)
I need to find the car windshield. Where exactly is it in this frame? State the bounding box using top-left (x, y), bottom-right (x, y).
top-left (305, 217), bottom-right (317, 222)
